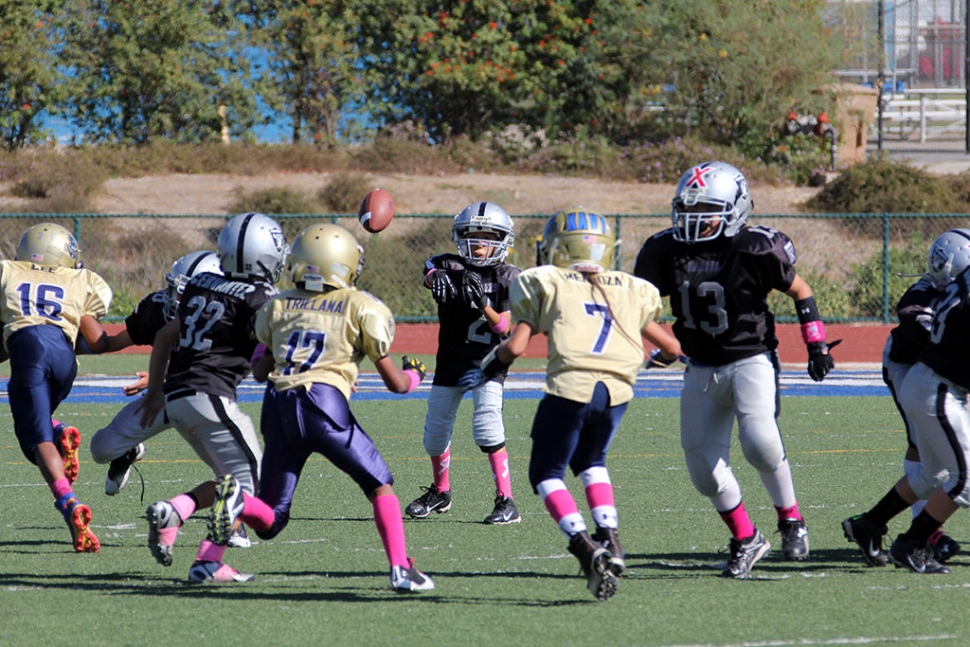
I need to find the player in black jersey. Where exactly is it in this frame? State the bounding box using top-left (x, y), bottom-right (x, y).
top-left (90, 251), bottom-right (221, 496)
top-left (842, 229), bottom-right (970, 573)
top-left (137, 212), bottom-right (289, 583)
top-left (842, 230), bottom-right (970, 569)
top-left (404, 201), bottom-right (523, 524)
top-left (635, 161), bottom-right (838, 578)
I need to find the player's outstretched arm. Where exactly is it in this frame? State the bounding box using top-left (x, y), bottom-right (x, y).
top-left (642, 320), bottom-right (685, 368)
top-left (78, 314), bottom-right (109, 354)
top-left (458, 321), bottom-right (534, 391)
top-left (376, 355), bottom-right (427, 394)
top-left (786, 274), bottom-right (839, 382)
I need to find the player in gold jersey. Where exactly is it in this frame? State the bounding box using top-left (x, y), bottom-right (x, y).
top-left (459, 208), bottom-right (682, 601)
top-left (208, 223), bottom-right (434, 592)
top-left (1, 223), bottom-right (112, 552)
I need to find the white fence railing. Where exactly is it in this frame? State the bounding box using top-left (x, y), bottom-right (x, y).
top-left (878, 88), bottom-right (967, 142)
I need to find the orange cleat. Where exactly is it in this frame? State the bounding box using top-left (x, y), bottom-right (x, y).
top-left (57, 425), bottom-right (81, 485)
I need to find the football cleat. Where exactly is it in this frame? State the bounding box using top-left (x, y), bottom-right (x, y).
top-left (721, 530), bottom-right (771, 579)
top-left (390, 558), bottom-right (435, 592)
top-left (405, 484), bottom-right (452, 519)
top-left (209, 475), bottom-right (245, 546)
top-left (842, 514), bottom-right (888, 567)
top-left (188, 560), bottom-right (255, 583)
top-left (593, 526), bottom-right (626, 575)
top-left (228, 526), bottom-right (252, 549)
top-left (57, 424), bottom-right (81, 485)
top-left (146, 500), bottom-right (182, 566)
top-left (888, 535), bottom-right (950, 574)
top-left (928, 529), bottom-right (961, 563)
top-left (568, 531), bottom-right (618, 601)
top-left (56, 495), bottom-right (100, 553)
top-left (777, 518), bottom-right (810, 561)
top-left (484, 494), bottom-right (521, 525)
top-left (105, 443), bottom-right (145, 496)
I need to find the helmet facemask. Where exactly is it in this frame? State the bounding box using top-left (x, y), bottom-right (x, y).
top-left (671, 162), bottom-right (751, 243)
top-left (452, 202), bottom-right (515, 267)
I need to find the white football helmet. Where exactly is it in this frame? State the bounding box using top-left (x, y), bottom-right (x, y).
top-left (671, 161), bottom-right (752, 243)
top-left (452, 201), bottom-right (515, 267)
top-left (537, 207), bottom-right (615, 273)
top-left (289, 223), bottom-right (364, 291)
top-left (928, 228), bottom-right (970, 290)
top-left (218, 212), bottom-right (289, 283)
top-left (163, 251), bottom-right (222, 321)
top-left (16, 222), bottom-right (80, 269)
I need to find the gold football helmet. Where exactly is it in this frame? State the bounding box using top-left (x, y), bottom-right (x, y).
top-left (16, 223), bottom-right (81, 269)
top-left (289, 223), bottom-right (364, 291)
top-left (537, 208), bottom-right (615, 273)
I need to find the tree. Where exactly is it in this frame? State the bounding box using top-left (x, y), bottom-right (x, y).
top-left (61, 0), bottom-right (261, 144)
top-left (239, 0), bottom-right (363, 146)
top-left (0, 1), bottom-right (73, 149)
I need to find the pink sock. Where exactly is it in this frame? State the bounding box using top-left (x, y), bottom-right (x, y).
top-left (719, 502), bottom-right (757, 540)
top-left (373, 494), bottom-right (409, 568)
top-left (488, 449), bottom-right (513, 498)
top-left (584, 482), bottom-right (617, 528)
top-left (240, 493), bottom-right (275, 532)
top-left (170, 493), bottom-right (197, 523)
top-left (50, 478), bottom-right (73, 499)
top-left (196, 539), bottom-right (226, 563)
top-left (775, 503), bottom-right (802, 522)
top-left (431, 449), bottom-right (451, 492)
top-left (51, 418), bottom-right (62, 429)
top-left (542, 488), bottom-right (586, 535)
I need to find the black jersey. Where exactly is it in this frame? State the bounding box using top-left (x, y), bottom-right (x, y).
top-left (124, 290), bottom-right (169, 346)
top-left (424, 253), bottom-right (520, 385)
top-left (886, 275), bottom-right (940, 366)
top-left (163, 272), bottom-right (277, 400)
top-left (634, 226), bottom-right (797, 366)
top-left (918, 268), bottom-right (970, 389)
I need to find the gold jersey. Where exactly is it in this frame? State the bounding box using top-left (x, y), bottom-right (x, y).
top-left (0, 260), bottom-right (112, 348)
top-left (253, 287), bottom-right (396, 400)
top-left (511, 265), bottom-right (663, 404)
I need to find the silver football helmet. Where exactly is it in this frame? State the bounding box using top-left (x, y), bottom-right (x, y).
top-left (452, 201), bottom-right (515, 267)
top-left (537, 207), bottom-right (615, 273)
top-left (671, 161), bottom-right (752, 243)
top-left (218, 212), bottom-right (289, 283)
top-left (289, 223), bottom-right (365, 291)
top-left (163, 250), bottom-right (222, 321)
top-left (16, 222), bottom-right (80, 269)
top-left (928, 228), bottom-right (970, 290)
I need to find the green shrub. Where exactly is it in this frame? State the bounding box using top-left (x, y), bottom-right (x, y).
top-left (847, 232), bottom-right (928, 320)
top-left (227, 187), bottom-right (321, 215)
top-left (318, 173), bottom-right (376, 213)
top-left (767, 269), bottom-right (853, 321)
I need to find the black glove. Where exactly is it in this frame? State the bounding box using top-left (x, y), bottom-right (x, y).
top-left (807, 339), bottom-right (840, 382)
top-left (402, 355), bottom-right (427, 381)
top-left (430, 270), bottom-right (458, 304)
top-left (646, 348), bottom-right (686, 369)
top-left (461, 271), bottom-right (490, 310)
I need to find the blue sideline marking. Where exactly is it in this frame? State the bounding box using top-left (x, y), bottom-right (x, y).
top-left (0, 370), bottom-right (887, 405)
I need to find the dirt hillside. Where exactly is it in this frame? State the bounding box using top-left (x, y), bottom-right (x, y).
top-left (89, 171), bottom-right (821, 216)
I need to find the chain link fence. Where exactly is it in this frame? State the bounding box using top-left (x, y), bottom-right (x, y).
top-left (1, 212), bottom-right (968, 324)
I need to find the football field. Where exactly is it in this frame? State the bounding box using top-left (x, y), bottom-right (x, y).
top-left (1, 359), bottom-right (966, 646)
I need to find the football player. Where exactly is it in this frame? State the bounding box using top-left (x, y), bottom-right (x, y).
top-left (458, 208), bottom-right (682, 601)
top-left (405, 202), bottom-right (523, 525)
top-left (207, 223), bottom-right (434, 591)
top-left (89, 250), bottom-right (221, 496)
top-left (634, 161), bottom-right (838, 578)
top-left (842, 230), bottom-right (970, 569)
top-left (1, 223), bottom-right (112, 552)
top-left (136, 212), bottom-right (288, 583)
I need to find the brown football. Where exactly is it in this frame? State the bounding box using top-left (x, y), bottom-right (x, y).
top-left (358, 188), bottom-right (395, 233)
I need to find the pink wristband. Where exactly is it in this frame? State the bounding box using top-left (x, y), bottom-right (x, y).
top-left (424, 268), bottom-right (437, 288)
top-left (489, 312), bottom-right (511, 335)
top-left (800, 321), bottom-right (825, 344)
top-left (403, 369), bottom-right (422, 393)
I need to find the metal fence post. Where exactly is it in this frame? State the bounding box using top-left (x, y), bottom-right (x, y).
top-left (882, 212), bottom-right (891, 324)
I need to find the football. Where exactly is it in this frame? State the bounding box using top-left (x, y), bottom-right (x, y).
top-left (358, 188), bottom-right (395, 233)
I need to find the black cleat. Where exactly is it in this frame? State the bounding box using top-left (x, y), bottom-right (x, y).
top-left (405, 484), bottom-right (452, 519)
top-left (842, 514), bottom-right (888, 567)
top-left (777, 518), bottom-right (810, 561)
top-left (889, 535), bottom-right (950, 574)
top-left (721, 530), bottom-right (771, 579)
top-left (484, 494), bottom-right (521, 525)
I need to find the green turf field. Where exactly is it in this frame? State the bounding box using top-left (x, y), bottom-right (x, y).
top-left (1, 357), bottom-right (966, 646)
